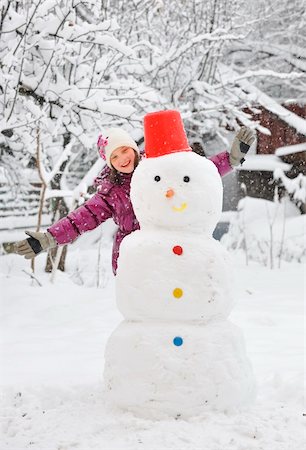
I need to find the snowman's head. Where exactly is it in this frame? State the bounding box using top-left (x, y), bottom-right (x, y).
top-left (130, 151), bottom-right (223, 234)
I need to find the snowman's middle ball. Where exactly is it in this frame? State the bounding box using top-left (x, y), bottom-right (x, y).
top-left (131, 152), bottom-right (223, 234)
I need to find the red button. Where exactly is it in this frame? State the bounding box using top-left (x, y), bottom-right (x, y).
top-left (173, 245), bottom-right (183, 255)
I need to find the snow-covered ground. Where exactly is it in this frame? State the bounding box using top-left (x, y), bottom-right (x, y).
top-left (0, 229), bottom-right (304, 450)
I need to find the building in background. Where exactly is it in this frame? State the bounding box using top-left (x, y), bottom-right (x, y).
top-left (222, 102), bottom-right (306, 211)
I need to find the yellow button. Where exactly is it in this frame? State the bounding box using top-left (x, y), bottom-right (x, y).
top-left (173, 288), bottom-right (183, 298)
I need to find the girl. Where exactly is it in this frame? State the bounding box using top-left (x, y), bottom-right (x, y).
top-left (15, 125), bottom-right (254, 274)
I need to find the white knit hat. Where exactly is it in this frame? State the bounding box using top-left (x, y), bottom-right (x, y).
top-left (97, 128), bottom-right (140, 168)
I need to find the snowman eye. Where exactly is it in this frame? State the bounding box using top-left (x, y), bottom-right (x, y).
top-left (183, 176), bottom-right (190, 182)
top-left (154, 175), bottom-right (161, 182)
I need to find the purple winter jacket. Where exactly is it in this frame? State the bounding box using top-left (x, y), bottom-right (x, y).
top-left (48, 151), bottom-right (232, 275)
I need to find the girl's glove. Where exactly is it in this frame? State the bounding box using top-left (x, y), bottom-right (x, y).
top-left (229, 127), bottom-right (255, 166)
top-left (15, 231), bottom-right (57, 259)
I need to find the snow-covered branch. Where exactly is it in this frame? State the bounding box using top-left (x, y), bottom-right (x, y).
top-left (0, 0), bottom-right (159, 213)
top-left (274, 169), bottom-right (306, 205)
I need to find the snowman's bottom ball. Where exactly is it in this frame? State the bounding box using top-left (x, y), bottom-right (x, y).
top-left (103, 321), bottom-right (255, 419)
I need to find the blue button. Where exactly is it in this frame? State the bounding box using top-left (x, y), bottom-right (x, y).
top-left (173, 336), bottom-right (183, 346)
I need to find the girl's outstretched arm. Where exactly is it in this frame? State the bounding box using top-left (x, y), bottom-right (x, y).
top-left (15, 191), bottom-right (113, 259)
top-left (47, 191), bottom-right (113, 245)
top-left (209, 151), bottom-right (232, 177)
top-left (209, 127), bottom-right (255, 177)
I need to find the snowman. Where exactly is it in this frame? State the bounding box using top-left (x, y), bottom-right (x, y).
top-left (104, 110), bottom-right (255, 419)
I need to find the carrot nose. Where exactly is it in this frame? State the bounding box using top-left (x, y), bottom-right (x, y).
top-left (166, 189), bottom-right (175, 198)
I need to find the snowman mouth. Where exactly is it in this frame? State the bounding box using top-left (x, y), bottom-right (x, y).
top-left (172, 202), bottom-right (187, 212)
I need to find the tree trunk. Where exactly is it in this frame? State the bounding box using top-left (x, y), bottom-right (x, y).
top-left (44, 132), bottom-right (71, 273)
top-left (45, 245), bottom-right (68, 272)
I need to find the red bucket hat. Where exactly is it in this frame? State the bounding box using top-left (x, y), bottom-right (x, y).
top-left (144, 110), bottom-right (191, 158)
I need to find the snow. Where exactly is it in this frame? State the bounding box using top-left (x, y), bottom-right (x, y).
top-left (0, 215), bottom-right (52, 234)
top-left (275, 142), bottom-right (306, 157)
top-left (274, 170), bottom-right (306, 205)
top-left (75, 159), bottom-right (105, 192)
top-left (236, 154), bottom-right (292, 172)
top-left (219, 210), bottom-right (238, 222)
top-left (219, 64), bottom-right (306, 136)
top-left (222, 196), bottom-right (306, 265)
top-left (1, 9), bottom-right (25, 33)
top-left (0, 241), bottom-right (304, 449)
top-left (0, 168), bottom-right (43, 184)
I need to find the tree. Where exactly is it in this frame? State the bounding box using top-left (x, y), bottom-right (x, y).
top-left (225, 0), bottom-right (306, 101)
top-left (0, 0), bottom-right (162, 270)
top-left (0, 0), bottom-right (161, 183)
top-left (102, 0), bottom-right (305, 146)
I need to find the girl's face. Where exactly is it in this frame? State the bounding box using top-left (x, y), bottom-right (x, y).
top-left (110, 146), bottom-right (136, 173)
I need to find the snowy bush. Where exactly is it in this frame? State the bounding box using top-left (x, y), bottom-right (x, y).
top-left (221, 196), bottom-right (306, 267)
top-left (274, 168), bottom-right (306, 212)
